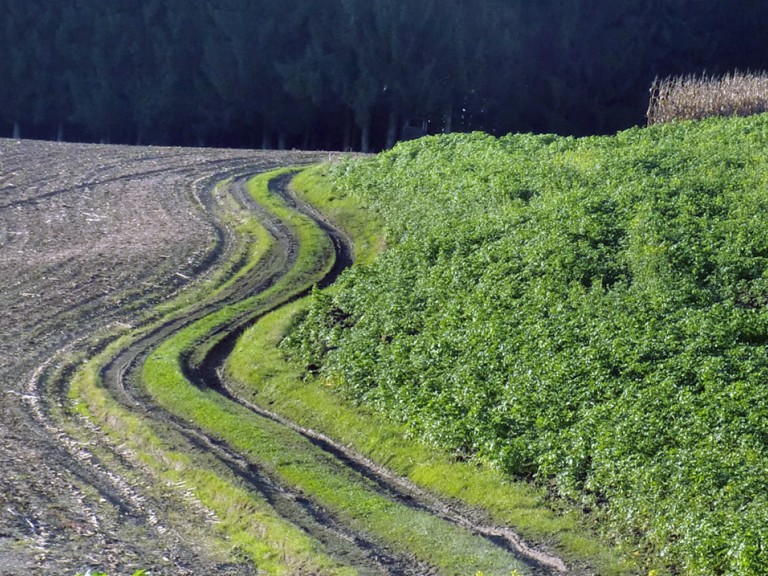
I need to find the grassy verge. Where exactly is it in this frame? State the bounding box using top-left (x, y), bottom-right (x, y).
top-left (226, 168), bottom-right (636, 576)
top-left (155, 176), bottom-right (273, 313)
top-left (290, 164), bottom-right (384, 266)
top-left (72, 335), bottom-right (346, 575)
top-left (150, 326), bottom-right (532, 574)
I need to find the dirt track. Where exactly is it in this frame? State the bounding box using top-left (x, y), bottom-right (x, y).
top-left (0, 138), bottom-right (323, 575)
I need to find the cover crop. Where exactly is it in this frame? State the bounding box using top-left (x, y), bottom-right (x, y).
top-left (285, 115), bottom-right (768, 575)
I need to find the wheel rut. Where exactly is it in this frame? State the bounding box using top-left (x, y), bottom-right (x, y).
top-left (99, 172), bottom-right (429, 575)
top-left (110, 171), bottom-right (570, 575)
top-left (191, 175), bottom-right (569, 576)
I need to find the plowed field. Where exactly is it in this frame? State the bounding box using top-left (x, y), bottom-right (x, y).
top-left (0, 139), bottom-right (322, 574)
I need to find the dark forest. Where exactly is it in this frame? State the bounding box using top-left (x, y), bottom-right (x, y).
top-left (2, 0), bottom-right (768, 151)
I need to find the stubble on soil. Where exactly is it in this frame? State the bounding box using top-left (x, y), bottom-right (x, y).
top-left (0, 138), bottom-right (324, 575)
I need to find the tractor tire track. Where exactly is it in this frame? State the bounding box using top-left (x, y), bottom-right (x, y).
top-left (98, 173), bottom-right (427, 575)
top-left (194, 177), bottom-right (569, 576)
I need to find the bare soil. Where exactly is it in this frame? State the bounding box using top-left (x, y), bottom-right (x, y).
top-left (0, 138), bottom-right (322, 575)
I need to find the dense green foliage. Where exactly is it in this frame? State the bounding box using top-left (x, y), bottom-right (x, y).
top-left (2, 0), bottom-right (768, 148)
top-left (284, 115), bottom-right (768, 575)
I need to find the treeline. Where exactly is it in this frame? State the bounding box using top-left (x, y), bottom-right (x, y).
top-left (1, 0), bottom-right (767, 150)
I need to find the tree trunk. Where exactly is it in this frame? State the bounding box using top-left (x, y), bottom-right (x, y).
top-left (57, 123), bottom-right (64, 142)
top-left (386, 107), bottom-right (399, 149)
top-left (12, 122), bottom-right (20, 139)
top-left (277, 132), bottom-right (287, 150)
top-left (360, 122), bottom-right (371, 153)
top-left (355, 106), bottom-right (372, 153)
top-left (343, 117), bottom-right (353, 151)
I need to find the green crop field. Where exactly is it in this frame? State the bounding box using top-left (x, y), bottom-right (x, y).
top-left (284, 114), bottom-right (768, 576)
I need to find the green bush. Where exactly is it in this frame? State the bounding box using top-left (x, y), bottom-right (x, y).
top-left (284, 115), bottom-right (768, 575)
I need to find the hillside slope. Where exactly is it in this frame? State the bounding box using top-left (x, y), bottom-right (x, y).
top-left (286, 115), bottom-right (768, 575)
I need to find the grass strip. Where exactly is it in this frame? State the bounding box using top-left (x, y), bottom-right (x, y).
top-left (150, 335), bottom-right (530, 574)
top-left (226, 168), bottom-right (636, 576)
top-left (71, 341), bottom-right (346, 575)
top-left (290, 164), bottom-right (384, 266)
top-left (154, 176), bottom-right (273, 314)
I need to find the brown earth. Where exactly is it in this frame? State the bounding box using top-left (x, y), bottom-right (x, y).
top-left (0, 138), bottom-right (324, 575)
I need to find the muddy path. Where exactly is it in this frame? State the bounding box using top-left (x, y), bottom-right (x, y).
top-left (94, 174), bottom-right (431, 575)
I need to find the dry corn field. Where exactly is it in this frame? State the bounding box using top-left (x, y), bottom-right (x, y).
top-left (647, 70), bottom-right (768, 125)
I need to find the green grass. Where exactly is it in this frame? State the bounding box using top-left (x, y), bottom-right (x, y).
top-left (228, 300), bottom-right (633, 576)
top-left (152, 177), bottom-right (272, 317)
top-left (291, 164), bottom-right (385, 266)
top-left (68, 168), bottom-right (349, 574)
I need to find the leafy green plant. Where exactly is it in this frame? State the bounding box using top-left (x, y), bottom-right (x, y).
top-left (285, 114), bottom-right (768, 575)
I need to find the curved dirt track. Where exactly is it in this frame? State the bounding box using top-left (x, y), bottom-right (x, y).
top-left (191, 179), bottom-right (570, 575)
top-left (0, 138), bottom-right (324, 575)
